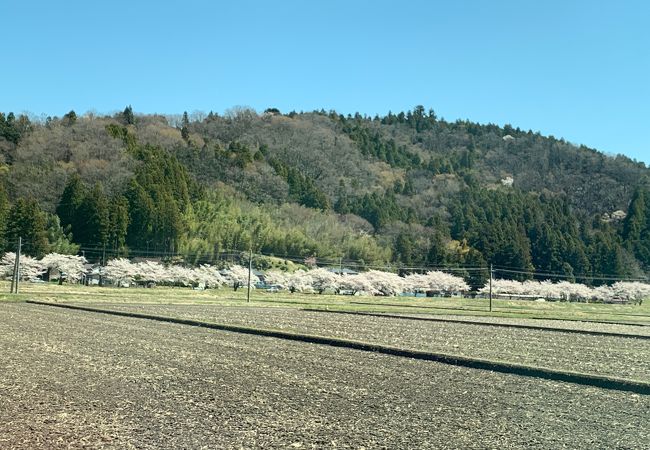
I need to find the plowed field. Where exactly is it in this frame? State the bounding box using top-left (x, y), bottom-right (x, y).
top-left (1, 303), bottom-right (648, 449)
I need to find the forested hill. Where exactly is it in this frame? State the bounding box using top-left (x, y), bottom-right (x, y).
top-left (1, 106), bottom-right (649, 286)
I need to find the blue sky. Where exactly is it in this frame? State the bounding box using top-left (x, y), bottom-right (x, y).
top-left (3, 0), bottom-right (649, 163)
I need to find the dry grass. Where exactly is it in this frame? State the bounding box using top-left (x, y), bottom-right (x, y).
top-left (2, 280), bottom-right (649, 325)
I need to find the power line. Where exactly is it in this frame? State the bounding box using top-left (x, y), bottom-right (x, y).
top-left (494, 267), bottom-right (648, 283)
top-left (491, 263), bottom-right (642, 280)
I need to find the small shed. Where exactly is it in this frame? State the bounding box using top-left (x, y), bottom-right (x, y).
top-left (328, 268), bottom-right (359, 276)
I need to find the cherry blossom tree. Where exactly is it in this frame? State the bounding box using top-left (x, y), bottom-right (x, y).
top-left (40, 253), bottom-right (88, 283)
top-left (306, 268), bottom-right (341, 294)
top-left (338, 273), bottom-right (377, 295)
top-left (132, 260), bottom-right (168, 284)
top-left (610, 282), bottom-right (650, 304)
top-left (105, 258), bottom-right (136, 286)
top-left (476, 278), bottom-right (650, 304)
top-left (286, 270), bottom-right (315, 293)
top-left (264, 270), bottom-right (290, 289)
top-left (405, 271), bottom-right (469, 293)
top-left (0, 253), bottom-right (16, 278)
top-left (356, 270), bottom-right (406, 296)
top-left (193, 265), bottom-right (227, 288)
top-left (165, 264), bottom-right (196, 286)
top-left (0, 252), bottom-right (46, 281)
top-left (225, 264), bottom-right (259, 290)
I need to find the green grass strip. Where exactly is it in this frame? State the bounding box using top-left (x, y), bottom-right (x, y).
top-left (27, 300), bottom-right (650, 396)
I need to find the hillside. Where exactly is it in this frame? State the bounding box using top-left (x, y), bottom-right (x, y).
top-left (0, 106), bottom-right (649, 286)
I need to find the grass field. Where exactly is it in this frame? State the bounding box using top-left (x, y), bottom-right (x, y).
top-left (2, 280), bottom-right (650, 325)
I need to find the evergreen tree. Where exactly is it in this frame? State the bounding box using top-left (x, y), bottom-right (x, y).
top-left (76, 183), bottom-right (110, 247)
top-left (6, 197), bottom-right (49, 257)
top-left (181, 111), bottom-right (190, 141)
top-left (125, 179), bottom-right (155, 248)
top-left (108, 196), bottom-right (129, 253)
top-left (62, 110), bottom-right (77, 126)
top-left (0, 184), bottom-right (9, 250)
top-left (622, 187), bottom-right (650, 267)
top-left (44, 213), bottom-right (80, 254)
top-left (57, 173), bottom-right (87, 233)
top-left (122, 105), bottom-right (135, 125)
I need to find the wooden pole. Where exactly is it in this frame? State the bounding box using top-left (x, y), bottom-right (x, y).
top-left (15, 237), bottom-right (22, 294)
top-left (10, 240), bottom-right (18, 294)
top-left (489, 263), bottom-right (493, 312)
top-left (247, 248), bottom-right (252, 303)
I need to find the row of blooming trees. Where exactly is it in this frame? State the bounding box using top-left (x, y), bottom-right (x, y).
top-left (104, 259), bottom-right (256, 288)
top-left (0, 252), bottom-right (88, 283)
top-left (1, 252), bottom-right (648, 303)
top-left (480, 278), bottom-right (650, 304)
top-left (263, 268), bottom-right (469, 296)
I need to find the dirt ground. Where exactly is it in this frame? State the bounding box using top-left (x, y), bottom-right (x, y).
top-left (1, 303), bottom-right (648, 449)
top-left (82, 304), bottom-right (650, 382)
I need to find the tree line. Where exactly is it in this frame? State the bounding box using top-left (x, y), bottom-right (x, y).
top-left (0, 107), bottom-right (647, 287)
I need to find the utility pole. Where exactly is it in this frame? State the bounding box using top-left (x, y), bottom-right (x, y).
top-left (247, 248), bottom-right (252, 303)
top-left (11, 237), bottom-right (22, 294)
top-left (489, 263), bottom-right (493, 312)
top-left (10, 243), bottom-right (17, 293)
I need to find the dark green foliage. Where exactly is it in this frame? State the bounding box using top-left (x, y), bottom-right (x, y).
top-left (56, 174), bottom-right (133, 256)
top-left (44, 213), bottom-right (79, 254)
top-left (122, 105), bottom-right (135, 125)
top-left (270, 158), bottom-right (330, 210)
top-left (57, 173), bottom-right (87, 232)
top-left (337, 116), bottom-right (421, 168)
top-left (447, 187), bottom-right (634, 281)
top-left (108, 196), bottom-right (129, 253)
top-left (0, 112), bottom-right (30, 145)
top-left (342, 192), bottom-right (413, 230)
top-left (123, 143), bottom-right (196, 253)
top-left (181, 111), bottom-right (190, 141)
top-left (587, 228), bottom-right (629, 284)
top-left (6, 197), bottom-right (49, 257)
top-left (105, 123), bottom-right (137, 150)
top-left (62, 110), bottom-right (77, 127)
top-left (0, 184), bottom-right (9, 249)
top-left (228, 141), bottom-right (254, 168)
top-left (124, 179), bottom-right (155, 248)
top-left (57, 177), bottom-right (112, 248)
top-left (76, 183), bottom-right (110, 246)
top-left (622, 187), bottom-right (650, 268)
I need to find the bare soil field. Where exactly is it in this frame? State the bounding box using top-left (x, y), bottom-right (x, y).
top-left (80, 303), bottom-right (650, 382)
top-left (388, 312), bottom-right (650, 336)
top-left (1, 303), bottom-right (649, 449)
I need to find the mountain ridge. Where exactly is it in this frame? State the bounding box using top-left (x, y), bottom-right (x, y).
top-left (0, 106), bottom-right (648, 286)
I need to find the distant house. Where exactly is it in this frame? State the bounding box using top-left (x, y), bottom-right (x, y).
top-left (82, 265), bottom-right (103, 286)
top-left (328, 268), bottom-right (358, 275)
top-left (502, 134), bottom-right (515, 141)
top-left (501, 176), bottom-right (514, 187)
top-left (132, 257), bottom-right (163, 264)
top-left (602, 210), bottom-right (627, 223)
